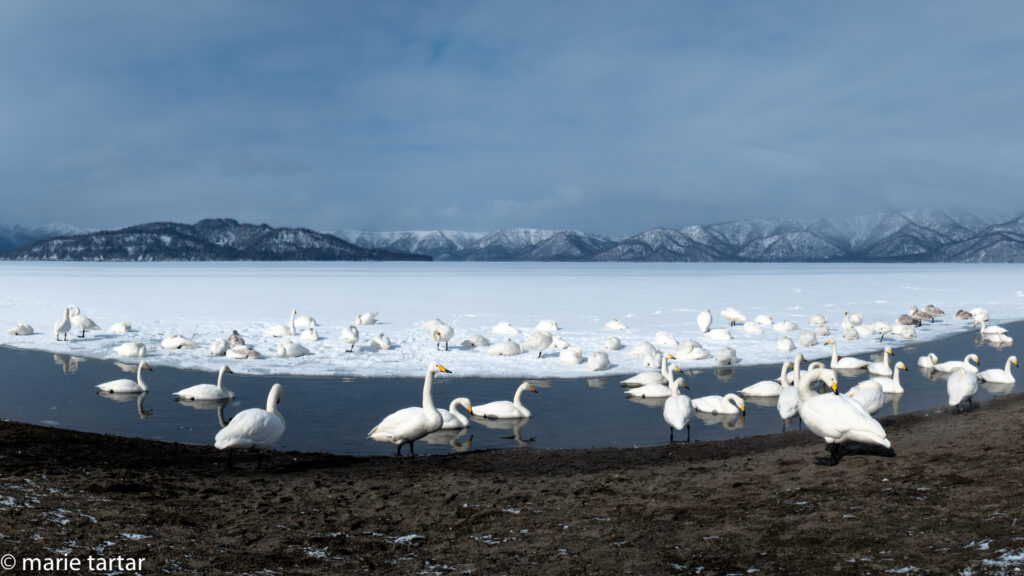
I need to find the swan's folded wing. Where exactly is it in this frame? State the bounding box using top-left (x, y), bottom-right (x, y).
top-left (215, 409), bottom-right (284, 449)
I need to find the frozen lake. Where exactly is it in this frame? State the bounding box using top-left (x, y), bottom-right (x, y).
top-left (0, 261), bottom-right (1022, 378)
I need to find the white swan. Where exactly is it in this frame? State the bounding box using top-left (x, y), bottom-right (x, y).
top-left (264, 309), bottom-right (297, 338)
top-left (210, 338), bottom-right (228, 356)
top-left (215, 383), bottom-right (286, 456)
top-left (487, 339), bottom-right (522, 356)
top-left (438, 397), bottom-right (473, 429)
top-left (109, 321), bottom-right (131, 334)
top-left (368, 363), bottom-right (451, 455)
top-left (523, 331), bottom-right (554, 358)
top-left (663, 376), bottom-right (693, 442)
top-left (301, 319), bottom-right (319, 342)
top-left (473, 382), bottom-right (537, 418)
top-left (827, 339), bottom-right (871, 370)
top-left (975, 319), bottom-right (1008, 336)
top-left (983, 332), bottom-right (1014, 344)
top-left (624, 365), bottom-right (683, 398)
top-left (430, 323), bottom-right (454, 351)
top-left (841, 326), bottom-right (860, 341)
top-left (894, 325), bottom-right (917, 340)
top-left (493, 321), bottom-right (520, 335)
top-left (460, 334), bottom-right (490, 348)
top-left (809, 314), bottom-right (827, 326)
top-left (604, 336), bottom-right (622, 351)
top-left (676, 342), bottom-right (711, 361)
top-left (294, 315), bottom-right (317, 329)
top-left (754, 314), bottom-right (773, 326)
top-left (621, 353), bottom-right (676, 387)
top-left (866, 347), bottom-right (894, 376)
top-left (776, 363), bottom-right (800, 424)
top-left (355, 312), bottom-right (378, 325)
top-left (978, 356), bottom-right (1017, 384)
top-left (605, 318), bottom-right (628, 331)
top-left (276, 340), bottom-right (310, 358)
top-left (54, 305), bottom-right (73, 341)
top-left (744, 323), bottom-right (764, 335)
top-left (774, 320), bottom-right (798, 332)
top-left (587, 351), bottom-right (611, 371)
top-left (174, 365), bottom-right (236, 400)
top-left (969, 307), bottom-right (989, 321)
top-left (721, 307), bottom-right (746, 326)
top-left (342, 325), bottom-right (360, 352)
top-left (6, 322), bottom-right (33, 336)
top-left (162, 334), bottom-right (198, 350)
top-left (934, 353), bottom-right (979, 374)
top-left (776, 336), bottom-right (795, 353)
top-left (796, 368), bottom-right (890, 465)
top-left (846, 380), bottom-right (884, 415)
top-left (97, 362), bottom-right (152, 394)
top-left (552, 335), bottom-right (570, 349)
top-left (69, 306), bottom-right (100, 338)
top-left (114, 341), bottom-right (147, 358)
top-left (371, 333), bottom-right (393, 350)
top-left (535, 319), bottom-right (559, 331)
top-left (697, 309), bottom-right (712, 333)
top-left (947, 367), bottom-right (979, 411)
top-left (421, 318), bottom-right (446, 332)
top-left (844, 310), bottom-right (864, 326)
top-left (715, 347), bottom-right (738, 366)
top-left (654, 331), bottom-right (678, 348)
top-left (798, 331), bottom-right (817, 347)
top-left (226, 345), bottom-right (260, 359)
top-left (626, 341), bottom-right (659, 359)
top-left (706, 328), bottom-right (732, 341)
top-left (740, 361), bottom-right (790, 397)
top-left (863, 361), bottom-right (908, 393)
top-left (917, 352), bottom-right (938, 369)
top-left (559, 347), bottom-right (583, 365)
top-left (692, 393), bottom-right (745, 415)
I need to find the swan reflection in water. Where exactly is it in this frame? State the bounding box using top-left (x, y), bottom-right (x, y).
top-left (976, 335), bottom-right (1013, 350)
top-left (113, 361), bottom-right (142, 374)
top-left (96, 390), bottom-right (152, 419)
top-left (587, 378), bottom-right (609, 389)
top-left (626, 395), bottom-right (667, 409)
top-left (53, 354), bottom-right (86, 374)
top-left (421, 428), bottom-right (473, 452)
top-left (741, 396), bottom-right (780, 409)
top-left (981, 379), bottom-right (1016, 397)
top-left (695, 411), bottom-right (744, 431)
top-left (714, 367), bottom-right (737, 383)
top-left (470, 416), bottom-right (534, 446)
top-left (176, 398), bottom-right (232, 428)
top-left (885, 392), bottom-right (903, 416)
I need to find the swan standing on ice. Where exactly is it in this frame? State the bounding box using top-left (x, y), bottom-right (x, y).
top-left (97, 362), bottom-right (152, 394)
top-left (934, 353), bottom-right (979, 374)
top-left (978, 356), bottom-right (1017, 385)
top-left (341, 325), bottom-right (360, 352)
top-left (777, 363), bottom-right (800, 428)
top-left (368, 363), bottom-right (451, 456)
top-left (866, 347), bottom-right (895, 377)
top-left (431, 323), bottom-right (454, 351)
top-left (846, 380), bottom-right (885, 415)
top-left (265, 310), bottom-right (298, 338)
top-left (605, 318), bottom-right (628, 331)
top-left (6, 322), bottom-right (33, 336)
top-left (438, 397), bottom-right (473, 429)
top-left (301, 319), bottom-right (319, 342)
top-left (692, 393), bottom-right (746, 416)
top-left (356, 312), bottom-right (378, 325)
top-left (947, 368), bottom-right (979, 413)
top-left (797, 369), bottom-right (890, 465)
top-left (523, 331), bottom-right (554, 358)
top-left (473, 382), bottom-right (538, 418)
top-left (663, 376), bottom-right (693, 442)
top-left (276, 340), bottom-right (310, 358)
top-left (174, 365), bottom-right (235, 400)
top-left (114, 342), bottom-right (147, 358)
top-left (826, 339), bottom-right (871, 370)
top-left (69, 306), bottom-right (100, 338)
top-left (697, 309), bottom-right (712, 333)
top-left (721, 307), bottom-right (746, 326)
top-left (215, 383), bottom-right (286, 466)
top-left (54, 305), bottom-right (73, 341)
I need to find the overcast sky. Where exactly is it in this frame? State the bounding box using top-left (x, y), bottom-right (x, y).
top-left (1, 1), bottom-right (1022, 234)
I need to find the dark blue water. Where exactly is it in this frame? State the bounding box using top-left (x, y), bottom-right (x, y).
top-left (0, 322), bottom-right (1017, 456)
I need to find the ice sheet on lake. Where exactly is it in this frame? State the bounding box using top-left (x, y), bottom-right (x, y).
top-left (0, 262), bottom-right (1021, 378)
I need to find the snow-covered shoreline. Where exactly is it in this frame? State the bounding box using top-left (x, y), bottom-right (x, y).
top-left (0, 261), bottom-right (1021, 378)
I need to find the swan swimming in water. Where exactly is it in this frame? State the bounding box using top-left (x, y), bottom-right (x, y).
top-left (264, 309), bottom-right (297, 338)
top-left (624, 365), bottom-right (683, 399)
top-left (826, 339), bottom-right (871, 370)
top-left (692, 393), bottom-right (745, 416)
top-left (917, 352), bottom-right (938, 369)
top-left (97, 362), bottom-right (152, 394)
top-left (174, 365), bottom-right (235, 400)
top-left (663, 376), bottom-right (693, 442)
top-left (934, 353), bottom-right (979, 374)
top-left (740, 361), bottom-right (791, 397)
top-left (438, 397), bottom-right (473, 429)
top-left (215, 383), bottom-right (286, 465)
top-left (977, 356), bottom-right (1017, 385)
top-left (473, 382), bottom-right (538, 418)
top-left (621, 353), bottom-right (675, 387)
top-left (866, 347), bottom-right (895, 377)
top-left (863, 361), bottom-right (908, 393)
top-left (367, 363), bottom-right (451, 456)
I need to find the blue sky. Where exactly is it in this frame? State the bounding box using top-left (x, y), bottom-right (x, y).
top-left (2, 1), bottom-right (1022, 234)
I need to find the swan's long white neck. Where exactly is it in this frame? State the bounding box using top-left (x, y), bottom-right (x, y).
top-left (829, 341), bottom-right (839, 366)
top-left (791, 355), bottom-right (804, 383)
top-left (136, 363), bottom-right (149, 392)
top-left (660, 354), bottom-right (673, 381)
top-left (779, 360), bottom-right (793, 384)
top-left (266, 385), bottom-right (283, 415)
top-left (422, 369), bottom-right (437, 412)
top-left (289, 310), bottom-right (296, 335)
top-left (668, 377), bottom-right (683, 396)
top-left (447, 398), bottom-right (461, 413)
top-left (1004, 356), bottom-right (1017, 375)
top-left (62, 306), bottom-right (72, 321)
top-left (963, 354), bottom-right (977, 365)
top-left (724, 393), bottom-right (743, 410)
top-left (217, 366), bottom-right (228, 390)
top-left (513, 383), bottom-right (530, 408)
top-left (882, 350), bottom-right (891, 369)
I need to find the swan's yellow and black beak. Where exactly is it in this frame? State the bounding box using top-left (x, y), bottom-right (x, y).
top-left (673, 365), bottom-right (683, 373)
top-left (227, 367), bottom-right (235, 375)
top-left (145, 363), bottom-right (153, 371)
top-left (830, 382), bottom-right (839, 394)
top-left (667, 354), bottom-right (676, 360)
top-left (467, 406), bottom-right (473, 414)
top-left (529, 386), bottom-right (538, 393)
top-left (1014, 359), bottom-right (1019, 367)
top-left (438, 365), bottom-right (451, 373)
top-left (972, 357), bottom-right (980, 365)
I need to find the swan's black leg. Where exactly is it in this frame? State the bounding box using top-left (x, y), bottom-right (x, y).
top-left (256, 451), bottom-right (264, 469)
top-left (436, 342), bottom-right (440, 351)
top-left (686, 424), bottom-right (690, 443)
top-left (669, 427), bottom-right (673, 443)
top-left (395, 445), bottom-right (402, 458)
top-left (537, 351), bottom-right (542, 359)
top-left (409, 441), bottom-right (415, 457)
top-left (445, 342), bottom-right (449, 351)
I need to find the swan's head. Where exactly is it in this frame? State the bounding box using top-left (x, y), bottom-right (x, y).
top-left (221, 365), bottom-right (235, 375)
top-left (1012, 356), bottom-right (1019, 367)
top-left (895, 362), bottom-right (908, 372)
top-left (885, 347), bottom-right (894, 355)
top-left (824, 339), bottom-right (834, 346)
top-left (429, 363), bottom-right (452, 374)
top-left (968, 354), bottom-right (980, 365)
top-left (143, 363), bottom-right (153, 372)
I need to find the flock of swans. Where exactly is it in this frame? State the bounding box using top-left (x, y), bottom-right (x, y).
top-left (3, 301), bottom-right (1017, 465)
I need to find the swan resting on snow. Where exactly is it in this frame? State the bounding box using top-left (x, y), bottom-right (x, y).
top-left (265, 309), bottom-right (298, 338)
top-left (114, 341), bottom-right (147, 358)
top-left (276, 340), bottom-right (310, 358)
top-left (6, 322), bottom-right (33, 336)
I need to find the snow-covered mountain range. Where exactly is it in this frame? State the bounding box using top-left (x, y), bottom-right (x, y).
top-left (2, 210), bottom-right (1023, 262)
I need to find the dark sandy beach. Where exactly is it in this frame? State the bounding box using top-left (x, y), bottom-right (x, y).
top-left (1, 392), bottom-right (1022, 575)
